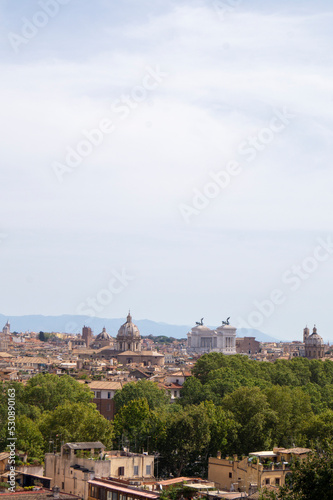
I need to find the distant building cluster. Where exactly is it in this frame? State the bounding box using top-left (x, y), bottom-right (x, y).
top-left (0, 315), bottom-right (331, 422)
top-left (0, 315), bottom-right (331, 500)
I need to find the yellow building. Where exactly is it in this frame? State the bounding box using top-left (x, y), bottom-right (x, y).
top-left (45, 442), bottom-right (155, 500)
top-left (208, 448), bottom-right (311, 495)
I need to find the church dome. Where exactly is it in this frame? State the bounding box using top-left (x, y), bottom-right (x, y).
top-left (96, 327), bottom-right (111, 341)
top-left (117, 312), bottom-right (141, 339)
top-left (305, 326), bottom-right (323, 346)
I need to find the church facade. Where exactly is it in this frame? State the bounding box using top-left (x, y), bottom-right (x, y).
top-left (303, 325), bottom-right (325, 360)
top-left (187, 320), bottom-right (237, 355)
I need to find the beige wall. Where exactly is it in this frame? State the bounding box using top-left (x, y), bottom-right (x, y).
top-left (45, 452), bottom-right (154, 500)
top-left (208, 456), bottom-right (290, 494)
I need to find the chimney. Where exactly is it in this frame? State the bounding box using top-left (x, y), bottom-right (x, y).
top-left (53, 486), bottom-right (60, 498)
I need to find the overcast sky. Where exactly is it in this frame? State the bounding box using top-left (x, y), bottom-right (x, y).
top-left (1, 0), bottom-right (333, 341)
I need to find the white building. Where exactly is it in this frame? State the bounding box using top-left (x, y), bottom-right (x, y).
top-left (187, 320), bottom-right (237, 355)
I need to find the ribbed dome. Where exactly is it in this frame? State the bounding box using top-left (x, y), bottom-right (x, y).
top-left (96, 327), bottom-right (111, 340)
top-left (306, 333), bottom-right (323, 346)
top-left (305, 326), bottom-right (323, 346)
top-left (117, 312), bottom-right (140, 339)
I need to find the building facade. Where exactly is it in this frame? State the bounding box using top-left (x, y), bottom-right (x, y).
top-left (208, 448), bottom-right (311, 494)
top-left (88, 381), bottom-right (123, 420)
top-left (45, 442), bottom-right (155, 500)
top-left (91, 328), bottom-right (113, 349)
top-left (2, 321), bottom-right (10, 335)
top-left (115, 312), bottom-right (141, 352)
top-left (187, 321), bottom-right (237, 355)
top-left (236, 337), bottom-right (260, 355)
top-left (304, 325), bottom-right (325, 359)
top-left (82, 326), bottom-right (93, 348)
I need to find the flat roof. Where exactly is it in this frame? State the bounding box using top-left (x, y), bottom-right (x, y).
top-left (88, 480), bottom-right (159, 499)
top-left (249, 451), bottom-right (277, 458)
top-left (64, 442), bottom-right (105, 450)
top-left (278, 448), bottom-right (311, 455)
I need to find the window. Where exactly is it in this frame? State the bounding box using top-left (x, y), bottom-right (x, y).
top-left (275, 478), bottom-right (280, 486)
top-left (108, 392), bottom-right (111, 399)
top-left (134, 465), bottom-right (139, 476)
top-left (112, 492), bottom-right (118, 500)
top-left (265, 479), bottom-right (270, 485)
top-left (146, 464), bottom-right (151, 475)
top-left (118, 467), bottom-right (125, 476)
top-left (174, 391), bottom-right (177, 397)
top-left (62, 483), bottom-right (64, 490)
top-left (229, 472), bottom-right (232, 478)
top-left (96, 391), bottom-right (101, 398)
top-left (107, 404), bottom-right (111, 411)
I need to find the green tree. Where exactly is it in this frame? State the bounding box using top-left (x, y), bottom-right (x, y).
top-left (38, 402), bottom-right (113, 450)
top-left (23, 373), bottom-right (93, 412)
top-left (180, 377), bottom-right (216, 405)
top-left (265, 386), bottom-right (313, 448)
top-left (16, 416), bottom-right (44, 460)
top-left (207, 404), bottom-right (239, 459)
top-left (222, 386), bottom-right (277, 455)
top-left (113, 398), bottom-right (162, 452)
top-left (304, 410), bottom-right (333, 446)
top-left (158, 403), bottom-right (211, 477)
top-left (114, 380), bottom-right (169, 412)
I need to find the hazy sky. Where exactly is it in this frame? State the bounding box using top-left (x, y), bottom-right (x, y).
top-left (1, 0), bottom-right (333, 341)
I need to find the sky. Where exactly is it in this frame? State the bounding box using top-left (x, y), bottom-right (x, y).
top-left (1, 0), bottom-right (333, 342)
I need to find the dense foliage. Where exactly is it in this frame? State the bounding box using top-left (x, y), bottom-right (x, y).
top-left (114, 379), bottom-right (169, 411)
top-left (3, 354), bottom-right (333, 481)
top-left (0, 374), bottom-right (112, 460)
top-left (113, 354), bottom-right (333, 476)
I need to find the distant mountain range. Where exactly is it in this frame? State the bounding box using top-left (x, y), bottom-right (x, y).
top-left (0, 313), bottom-right (280, 343)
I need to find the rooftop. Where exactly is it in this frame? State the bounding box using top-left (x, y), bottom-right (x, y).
top-left (63, 442), bottom-right (105, 450)
top-left (0, 491), bottom-right (80, 500)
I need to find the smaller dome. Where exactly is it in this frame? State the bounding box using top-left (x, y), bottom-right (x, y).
top-left (96, 327), bottom-right (111, 341)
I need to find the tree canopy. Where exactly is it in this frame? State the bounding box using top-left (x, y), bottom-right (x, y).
top-left (114, 379), bottom-right (169, 412)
